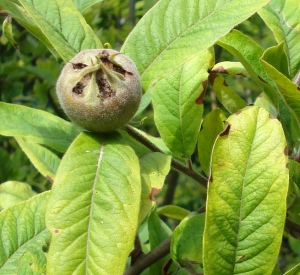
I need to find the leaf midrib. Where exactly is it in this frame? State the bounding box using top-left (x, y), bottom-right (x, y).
top-left (231, 113), bottom-right (258, 273)
top-left (85, 141), bottom-right (105, 273)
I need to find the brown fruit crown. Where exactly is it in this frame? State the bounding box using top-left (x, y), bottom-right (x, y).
top-left (56, 49), bottom-right (142, 133)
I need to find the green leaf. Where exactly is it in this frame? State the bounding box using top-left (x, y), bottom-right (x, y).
top-left (284, 263), bottom-right (300, 275)
top-left (209, 74), bottom-right (247, 113)
top-left (152, 49), bottom-right (213, 159)
top-left (0, 102), bottom-right (81, 153)
top-left (0, 181), bottom-right (37, 210)
top-left (148, 207), bottom-right (173, 275)
top-left (0, 1), bottom-right (56, 56)
top-left (16, 137), bottom-right (60, 181)
top-left (171, 214), bottom-right (205, 266)
top-left (157, 205), bottom-right (190, 221)
top-left (73, 0), bottom-right (103, 13)
top-left (17, 0), bottom-right (103, 62)
top-left (210, 62), bottom-right (249, 77)
top-left (198, 109), bottom-right (227, 176)
top-left (203, 106), bottom-right (289, 275)
top-left (122, 0), bottom-right (271, 90)
top-left (217, 30), bottom-right (279, 108)
top-left (46, 132), bottom-right (141, 275)
top-left (2, 17), bottom-right (18, 49)
top-left (0, 191), bottom-right (51, 274)
top-left (289, 160), bottom-right (300, 197)
top-left (259, 0), bottom-right (300, 78)
top-left (261, 60), bottom-right (300, 128)
top-left (139, 152), bottom-right (171, 224)
top-left (254, 93), bottom-right (277, 117)
top-left (261, 42), bottom-right (290, 78)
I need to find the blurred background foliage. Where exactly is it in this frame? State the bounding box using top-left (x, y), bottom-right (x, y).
top-left (0, 0), bottom-right (298, 272)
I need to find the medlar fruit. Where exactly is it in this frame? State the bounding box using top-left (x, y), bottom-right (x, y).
top-left (56, 49), bottom-right (142, 133)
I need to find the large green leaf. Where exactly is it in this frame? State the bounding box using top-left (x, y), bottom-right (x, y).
top-left (16, 137), bottom-right (60, 181)
top-left (121, 0), bottom-right (271, 90)
top-left (152, 49), bottom-right (214, 159)
top-left (203, 106), bottom-right (288, 275)
top-left (258, 0), bottom-right (300, 78)
top-left (46, 132), bottom-right (141, 275)
top-left (0, 191), bottom-right (51, 274)
top-left (0, 102), bottom-right (81, 153)
top-left (15, 0), bottom-right (102, 61)
top-left (139, 152), bottom-right (171, 224)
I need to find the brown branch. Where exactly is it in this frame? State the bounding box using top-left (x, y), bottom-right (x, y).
top-left (123, 125), bottom-right (208, 188)
top-left (124, 237), bottom-right (171, 275)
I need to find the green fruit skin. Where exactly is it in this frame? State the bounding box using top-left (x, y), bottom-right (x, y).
top-left (56, 49), bottom-right (142, 133)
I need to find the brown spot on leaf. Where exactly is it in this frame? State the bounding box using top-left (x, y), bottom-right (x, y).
top-left (258, 75), bottom-right (267, 83)
top-left (54, 229), bottom-right (60, 234)
top-left (219, 122), bottom-right (231, 136)
top-left (150, 188), bottom-right (161, 201)
top-left (46, 176), bottom-right (54, 183)
top-left (223, 80), bottom-right (229, 86)
top-left (284, 146), bottom-right (289, 156)
top-left (211, 66), bottom-right (228, 75)
top-left (236, 110), bottom-right (242, 115)
top-left (209, 174), bottom-right (213, 183)
top-left (195, 91), bottom-right (205, 104)
top-left (209, 73), bottom-right (217, 85)
top-left (269, 114), bottom-right (276, 119)
top-left (286, 163), bottom-right (289, 169)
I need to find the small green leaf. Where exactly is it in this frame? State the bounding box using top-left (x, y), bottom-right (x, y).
top-left (171, 214), bottom-right (205, 266)
top-left (198, 109), bottom-right (227, 176)
top-left (157, 205), bottom-right (190, 221)
top-left (2, 17), bottom-right (18, 49)
top-left (0, 191), bottom-right (51, 274)
top-left (203, 106), bottom-right (289, 275)
top-left (17, 0), bottom-right (103, 61)
top-left (211, 62), bottom-right (249, 77)
top-left (122, 0), bottom-right (271, 90)
top-left (261, 42), bottom-right (290, 78)
top-left (139, 152), bottom-right (171, 224)
top-left (209, 74), bottom-right (247, 113)
top-left (0, 181), bottom-right (37, 210)
top-left (148, 207), bottom-right (173, 275)
top-left (0, 1), bottom-right (55, 56)
top-left (152, 50), bottom-right (214, 159)
top-left (218, 30), bottom-right (279, 108)
top-left (16, 137), bottom-right (60, 181)
top-left (0, 102), bottom-right (81, 153)
top-left (46, 132), bottom-right (141, 275)
top-left (254, 93), bottom-right (277, 117)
